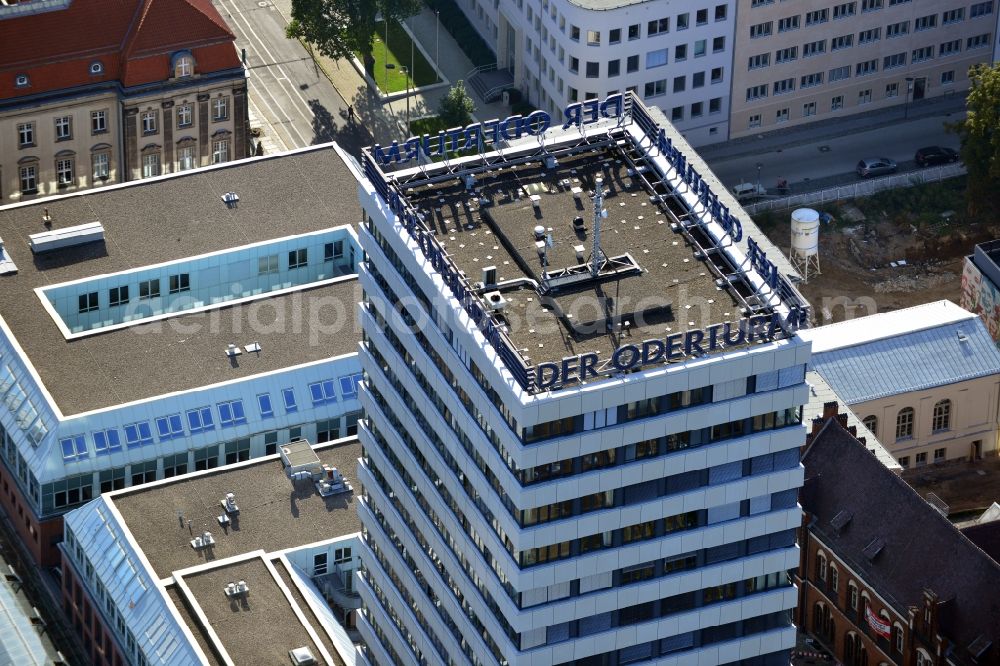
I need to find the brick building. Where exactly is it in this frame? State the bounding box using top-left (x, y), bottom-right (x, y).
top-left (0, 0), bottom-right (248, 204)
top-left (797, 408), bottom-right (1000, 666)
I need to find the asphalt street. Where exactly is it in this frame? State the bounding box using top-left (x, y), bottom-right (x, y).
top-left (704, 111), bottom-right (963, 194)
top-left (213, 0), bottom-right (963, 196)
top-left (211, 0), bottom-right (360, 153)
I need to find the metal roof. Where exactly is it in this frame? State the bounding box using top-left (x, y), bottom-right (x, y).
top-left (802, 370), bottom-right (900, 471)
top-left (802, 305), bottom-right (1000, 404)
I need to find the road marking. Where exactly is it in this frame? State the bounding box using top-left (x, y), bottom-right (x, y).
top-left (248, 94), bottom-right (288, 152)
top-left (220, 0), bottom-right (326, 137)
top-left (216, 0), bottom-right (311, 146)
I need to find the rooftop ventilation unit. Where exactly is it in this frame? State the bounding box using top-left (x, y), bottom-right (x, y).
top-left (533, 225), bottom-right (546, 240)
top-left (482, 266), bottom-right (497, 287)
top-left (289, 647), bottom-right (318, 665)
top-left (221, 192), bottom-right (239, 208)
top-left (224, 580), bottom-right (250, 598)
top-left (191, 531), bottom-right (215, 550)
top-left (28, 221), bottom-right (104, 254)
top-left (316, 465), bottom-right (352, 496)
top-left (221, 492), bottom-right (239, 514)
top-left (957, 330), bottom-right (968, 343)
top-left (484, 291), bottom-right (506, 313)
top-left (226, 343), bottom-right (241, 357)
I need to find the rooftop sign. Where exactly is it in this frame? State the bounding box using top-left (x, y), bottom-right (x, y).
top-left (373, 95), bottom-right (624, 165)
top-left (534, 308), bottom-right (808, 390)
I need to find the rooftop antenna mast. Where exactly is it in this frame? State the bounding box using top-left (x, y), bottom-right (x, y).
top-left (591, 177), bottom-right (607, 277)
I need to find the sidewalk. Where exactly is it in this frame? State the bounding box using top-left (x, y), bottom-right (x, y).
top-left (269, 0), bottom-right (508, 145)
top-left (699, 93), bottom-right (967, 162)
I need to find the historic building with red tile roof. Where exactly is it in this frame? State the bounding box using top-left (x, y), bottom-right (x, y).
top-left (0, 0), bottom-right (247, 203)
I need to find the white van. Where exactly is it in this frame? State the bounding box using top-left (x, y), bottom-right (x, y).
top-left (731, 182), bottom-right (767, 201)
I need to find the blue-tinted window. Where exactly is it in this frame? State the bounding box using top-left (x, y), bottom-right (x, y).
top-left (187, 406), bottom-right (214, 432)
top-left (60, 435), bottom-right (87, 460)
top-left (156, 414), bottom-right (184, 440)
top-left (257, 393), bottom-right (274, 418)
top-left (218, 399), bottom-right (247, 427)
top-left (124, 422), bottom-right (153, 448)
top-left (340, 373), bottom-right (362, 398)
top-left (93, 429), bottom-right (122, 454)
top-left (282, 388), bottom-right (297, 413)
top-left (309, 380), bottom-right (337, 405)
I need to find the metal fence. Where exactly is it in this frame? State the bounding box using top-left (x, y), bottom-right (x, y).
top-left (742, 163), bottom-right (966, 214)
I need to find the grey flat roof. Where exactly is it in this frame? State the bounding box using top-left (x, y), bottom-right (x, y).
top-left (407, 150), bottom-right (747, 368)
top-left (178, 557), bottom-right (338, 666)
top-left (0, 145), bottom-right (362, 415)
top-left (112, 439), bottom-right (361, 579)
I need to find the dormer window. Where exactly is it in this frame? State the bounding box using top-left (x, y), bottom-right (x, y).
top-left (90, 61), bottom-right (104, 75)
top-left (174, 54), bottom-right (194, 78)
top-left (15, 73), bottom-right (29, 88)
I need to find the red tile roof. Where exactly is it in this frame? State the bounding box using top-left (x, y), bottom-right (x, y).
top-left (0, 0), bottom-right (238, 99)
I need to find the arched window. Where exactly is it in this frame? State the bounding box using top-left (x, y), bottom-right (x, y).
top-left (830, 565), bottom-right (839, 596)
top-left (893, 622), bottom-right (905, 654)
top-left (816, 552), bottom-right (827, 581)
top-left (173, 52), bottom-right (195, 78)
top-left (932, 399), bottom-right (951, 432)
top-left (848, 581), bottom-right (859, 610)
top-left (896, 407), bottom-right (914, 440)
top-left (862, 415), bottom-right (877, 436)
top-left (813, 601), bottom-right (825, 634)
top-left (916, 649), bottom-right (932, 666)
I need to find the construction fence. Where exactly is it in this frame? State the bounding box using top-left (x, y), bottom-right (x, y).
top-left (743, 163), bottom-right (966, 214)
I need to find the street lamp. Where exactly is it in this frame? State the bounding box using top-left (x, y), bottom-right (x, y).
top-left (402, 65), bottom-right (410, 137)
top-left (435, 10), bottom-right (440, 75)
top-left (904, 76), bottom-right (914, 120)
top-left (755, 162), bottom-right (763, 195)
top-left (386, 63), bottom-right (410, 136)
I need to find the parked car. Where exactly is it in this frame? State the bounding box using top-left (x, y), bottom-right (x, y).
top-left (856, 157), bottom-right (898, 178)
top-left (914, 145), bottom-right (959, 167)
top-left (731, 182), bottom-right (767, 201)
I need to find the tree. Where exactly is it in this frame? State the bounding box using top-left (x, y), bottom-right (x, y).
top-left (951, 63), bottom-right (1000, 217)
top-left (439, 80), bottom-right (476, 128)
top-left (285, 0), bottom-right (420, 75)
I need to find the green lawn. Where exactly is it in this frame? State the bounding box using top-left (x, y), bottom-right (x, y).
top-left (367, 20), bottom-right (439, 93)
top-left (409, 116), bottom-right (449, 135)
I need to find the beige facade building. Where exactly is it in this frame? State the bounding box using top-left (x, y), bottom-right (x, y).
top-left (798, 301), bottom-right (1000, 468)
top-left (0, 0), bottom-right (247, 205)
top-left (729, 0), bottom-right (999, 138)
top-left (851, 376), bottom-right (999, 467)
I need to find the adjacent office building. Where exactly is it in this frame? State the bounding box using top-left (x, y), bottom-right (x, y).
top-left (468, 0), bottom-right (737, 145)
top-left (0, 0), bottom-right (249, 204)
top-left (0, 145), bottom-right (363, 568)
top-left (354, 95), bottom-right (812, 665)
top-left (62, 436), bottom-right (363, 666)
top-left (729, 0), bottom-right (998, 138)
top-left (458, 0), bottom-right (998, 144)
